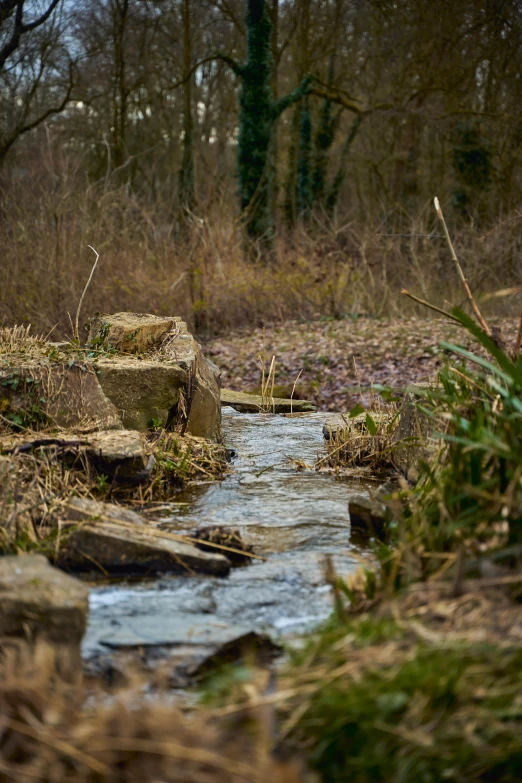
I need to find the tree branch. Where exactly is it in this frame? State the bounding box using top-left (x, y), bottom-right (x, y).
top-left (307, 85), bottom-right (363, 114)
top-left (0, 0), bottom-right (23, 71)
top-left (273, 74), bottom-right (312, 118)
top-left (0, 0), bottom-right (62, 71)
top-left (401, 289), bottom-right (461, 323)
top-left (0, 60), bottom-right (74, 163)
top-left (21, 0), bottom-right (61, 33)
top-left (166, 52), bottom-right (243, 91)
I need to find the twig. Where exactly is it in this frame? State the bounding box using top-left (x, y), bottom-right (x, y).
top-left (401, 289), bottom-right (461, 323)
top-left (433, 197), bottom-right (491, 335)
top-left (290, 369), bottom-right (303, 415)
top-left (516, 313), bottom-right (522, 358)
top-left (74, 246), bottom-right (100, 345)
top-left (451, 546), bottom-right (465, 598)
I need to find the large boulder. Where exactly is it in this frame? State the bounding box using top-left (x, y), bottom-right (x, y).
top-left (0, 361), bottom-right (122, 430)
top-left (59, 518), bottom-right (231, 577)
top-left (89, 314), bottom-right (222, 441)
top-left (0, 554), bottom-right (89, 681)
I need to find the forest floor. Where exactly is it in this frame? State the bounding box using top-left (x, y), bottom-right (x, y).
top-left (206, 315), bottom-right (518, 411)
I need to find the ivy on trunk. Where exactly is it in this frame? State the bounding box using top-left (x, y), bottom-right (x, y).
top-left (220, 0), bottom-right (310, 252)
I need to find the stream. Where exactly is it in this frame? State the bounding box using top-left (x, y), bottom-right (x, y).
top-left (83, 408), bottom-right (374, 680)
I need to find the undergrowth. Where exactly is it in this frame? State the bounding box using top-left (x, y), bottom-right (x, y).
top-left (284, 605), bottom-right (522, 783)
top-left (0, 429), bottom-right (228, 556)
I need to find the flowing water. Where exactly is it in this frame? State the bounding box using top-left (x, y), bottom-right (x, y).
top-left (83, 408), bottom-right (375, 675)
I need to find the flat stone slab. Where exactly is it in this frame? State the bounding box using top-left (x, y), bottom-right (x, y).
top-left (87, 312), bottom-right (175, 354)
top-left (0, 554), bottom-right (89, 645)
top-left (64, 497), bottom-right (146, 526)
top-left (60, 519), bottom-right (231, 577)
top-left (95, 614), bottom-right (265, 649)
top-left (82, 582), bottom-right (280, 680)
top-left (221, 389), bottom-right (317, 413)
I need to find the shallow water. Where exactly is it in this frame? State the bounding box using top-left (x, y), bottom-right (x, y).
top-left (83, 408), bottom-right (374, 667)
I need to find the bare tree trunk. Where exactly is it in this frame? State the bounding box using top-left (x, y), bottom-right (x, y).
top-left (112, 0), bottom-right (129, 171)
top-left (179, 0), bottom-right (195, 212)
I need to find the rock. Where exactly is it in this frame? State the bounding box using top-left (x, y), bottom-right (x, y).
top-left (188, 356), bottom-right (222, 441)
top-left (0, 554), bottom-right (89, 681)
top-left (91, 315), bottom-right (222, 441)
top-left (190, 629), bottom-right (280, 677)
top-left (322, 412), bottom-right (391, 441)
top-left (64, 497), bottom-right (146, 526)
top-left (87, 312), bottom-right (175, 354)
top-left (191, 526), bottom-right (255, 566)
top-left (84, 429), bottom-right (150, 484)
top-left (323, 413), bottom-right (352, 440)
top-left (349, 491), bottom-right (392, 539)
top-left (83, 602), bottom-right (279, 683)
top-left (0, 361), bottom-right (122, 430)
top-left (93, 359), bottom-right (186, 431)
top-left (392, 384), bottom-right (437, 483)
top-left (60, 519), bottom-right (231, 576)
top-left (221, 389), bottom-right (317, 413)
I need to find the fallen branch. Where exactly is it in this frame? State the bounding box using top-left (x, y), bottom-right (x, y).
top-left (7, 438), bottom-right (89, 455)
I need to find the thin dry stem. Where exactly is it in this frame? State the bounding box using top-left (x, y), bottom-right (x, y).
top-left (433, 197), bottom-right (491, 335)
top-left (74, 246), bottom-right (99, 344)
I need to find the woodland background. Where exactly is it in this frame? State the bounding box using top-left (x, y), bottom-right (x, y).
top-left (1, 0), bottom-right (522, 337)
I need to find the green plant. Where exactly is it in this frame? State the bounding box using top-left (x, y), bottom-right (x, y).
top-left (366, 307), bottom-right (522, 594)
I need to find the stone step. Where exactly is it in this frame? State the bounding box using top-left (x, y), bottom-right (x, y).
top-left (221, 389), bottom-right (316, 413)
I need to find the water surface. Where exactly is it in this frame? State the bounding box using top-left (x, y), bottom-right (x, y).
top-left (83, 409), bottom-right (373, 666)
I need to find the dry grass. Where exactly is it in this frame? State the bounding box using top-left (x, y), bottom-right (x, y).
top-left (0, 643), bottom-right (307, 783)
top-left (1, 174), bottom-right (522, 341)
top-left (318, 403), bottom-right (400, 474)
top-left (0, 325), bottom-right (47, 355)
top-left (0, 427), bottom-right (229, 555)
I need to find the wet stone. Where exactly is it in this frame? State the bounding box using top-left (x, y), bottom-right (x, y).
top-left (221, 389), bottom-right (317, 413)
top-left (0, 554), bottom-right (89, 682)
top-left (60, 519), bottom-right (231, 577)
top-left (64, 497), bottom-right (146, 526)
top-left (349, 493), bottom-right (391, 540)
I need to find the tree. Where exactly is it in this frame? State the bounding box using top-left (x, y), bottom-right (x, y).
top-left (0, 0), bottom-right (73, 163)
top-left (222, 0), bottom-right (310, 249)
top-left (179, 0), bottom-right (196, 212)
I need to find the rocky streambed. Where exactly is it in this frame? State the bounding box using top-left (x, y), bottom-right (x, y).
top-left (83, 407), bottom-right (375, 683)
top-left (1, 314), bottom-right (392, 690)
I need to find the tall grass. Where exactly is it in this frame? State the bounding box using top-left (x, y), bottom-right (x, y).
top-left (1, 161), bottom-right (522, 338)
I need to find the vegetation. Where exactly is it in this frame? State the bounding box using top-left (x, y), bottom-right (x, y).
top-left (1, 2), bottom-right (522, 333)
top-left (278, 592), bottom-right (522, 783)
top-left (2, 2), bottom-right (522, 780)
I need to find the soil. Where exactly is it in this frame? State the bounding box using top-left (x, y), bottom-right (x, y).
top-left (205, 316), bottom-right (518, 411)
